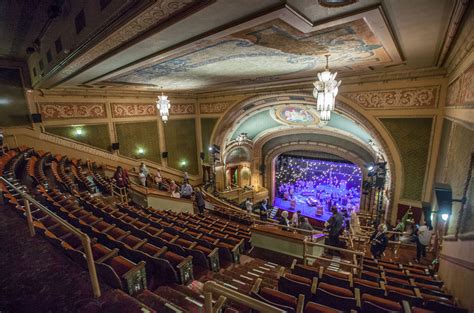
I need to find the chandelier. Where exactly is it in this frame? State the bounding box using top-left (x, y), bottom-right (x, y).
top-left (156, 88), bottom-right (170, 123)
top-left (313, 55), bottom-right (341, 122)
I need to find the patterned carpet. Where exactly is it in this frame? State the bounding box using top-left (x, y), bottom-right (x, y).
top-left (0, 204), bottom-right (114, 313)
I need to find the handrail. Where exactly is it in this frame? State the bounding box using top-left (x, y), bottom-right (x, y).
top-left (111, 182), bottom-right (128, 204)
top-left (203, 280), bottom-right (285, 313)
top-left (0, 177), bottom-right (102, 298)
top-left (303, 237), bottom-right (365, 276)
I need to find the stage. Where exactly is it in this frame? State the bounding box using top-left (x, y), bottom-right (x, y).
top-left (273, 155), bottom-right (362, 224)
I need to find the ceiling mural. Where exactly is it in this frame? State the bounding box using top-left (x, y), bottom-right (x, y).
top-left (272, 105), bottom-right (319, 125)
top-left (107, 15), bottom-right (394, 90)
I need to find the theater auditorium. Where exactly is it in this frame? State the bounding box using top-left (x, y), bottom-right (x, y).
top-left (0, 0), bottom-right (473, 312)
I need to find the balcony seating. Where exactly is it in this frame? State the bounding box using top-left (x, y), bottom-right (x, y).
top-left (360, 293), bottom-right (402, 313)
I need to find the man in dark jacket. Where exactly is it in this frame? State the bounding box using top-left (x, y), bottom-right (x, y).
top-left (326, 206), bottom-right (344, 247)
top-left (194, 187), bottom-right (205, 214)
top-left (370, 223), bottom-right (388, 259)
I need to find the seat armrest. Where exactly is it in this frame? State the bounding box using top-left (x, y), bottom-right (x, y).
top-left (296, 294), bottom-right (305, 313)
top-left (250, 278), bottom-right (262, 293)
top-left (354, 287), bottom-right (361, 308)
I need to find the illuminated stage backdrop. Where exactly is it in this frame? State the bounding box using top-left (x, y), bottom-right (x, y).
top-left (274, 154), bottom-right (363, 221)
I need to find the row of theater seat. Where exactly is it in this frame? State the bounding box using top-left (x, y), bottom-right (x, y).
top-left (35, 187), bottom-right (195, 289)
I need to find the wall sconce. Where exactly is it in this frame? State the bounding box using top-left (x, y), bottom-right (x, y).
top-left (180, 160), bottom-right (187, 167)
top-left (136, 147), bottom-right (145, 156)
top-left (74, 128), bottom-right (84, 136)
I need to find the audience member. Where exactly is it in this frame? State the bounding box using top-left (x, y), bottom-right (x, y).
top-left (194, 187), bottom-right (205, 214)
top-left (183, 171), bottom-right (189, 181)
top-left (370, 223), bottom-right (388, 259)
top-left (113, 166), bottom-right (129, 188)
top-left (415, 222), bottom-right (433, 262)
top-left (326, 206), bottom-right (344, 248)
top-left (154, 170), bottom-right (163, 189)
top-left (140, 162), bottom-right (149, 177)
top-left (180, 180), bottom-right (193, 199)
top-left (279, 210), bottom-right (290, 230)
top-left (245, 198), bottom-right (253, 214)
top-left (299, 217), bottom-right (313, 232)
top-left (138, 169), bottom-right (146, 187)
top-left (260, 199), bottom-right (268, 221)
top-left (291, 210), bottom-right (301, 227)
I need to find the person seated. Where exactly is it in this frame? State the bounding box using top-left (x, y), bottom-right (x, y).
top-left (299, 217), bottom-right (313, 232)
top-left (279, 210), bottom-right (290, 231)
top-left (291, 210), bottom-right (301, 227)
top-left (180, 180), bottom-right (193, 199)
top-left (370, 223), bottom-right (388, 259)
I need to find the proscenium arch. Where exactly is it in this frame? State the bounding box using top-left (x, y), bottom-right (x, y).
top-left (210, 92), bottom-right (403, 222)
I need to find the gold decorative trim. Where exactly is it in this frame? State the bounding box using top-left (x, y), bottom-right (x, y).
top-left (39, 102), bottom-right (107, 120)
top-left (341, 86), bottom-right (439, 109)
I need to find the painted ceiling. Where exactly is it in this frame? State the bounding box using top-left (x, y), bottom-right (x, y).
top-left (108, 17), bottom-right (393, 90)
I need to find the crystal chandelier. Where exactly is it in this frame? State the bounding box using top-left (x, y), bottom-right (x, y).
top-left (313, 55), bottom-right (341, 121)
top-left (156, 88), bottom-right (170, 123)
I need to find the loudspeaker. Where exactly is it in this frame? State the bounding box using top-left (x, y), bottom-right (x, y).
top-left (162, 151), bottom-right (168, 158)
top-left (434, 183), bottom-right (452, 215)
top-left (200, 152), bottom-right (205, 160)
top-left (31, 113), bottom-right (42, 123)
top-left (421, 201), bottom-right (433, 228)
top-left (111, 142), bottom-right (120, 150)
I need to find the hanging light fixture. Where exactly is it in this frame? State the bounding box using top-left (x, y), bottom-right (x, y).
top-left (313, 55), bottom-right (341, 121)
top-left (156, 87), bottom-right (170, 123)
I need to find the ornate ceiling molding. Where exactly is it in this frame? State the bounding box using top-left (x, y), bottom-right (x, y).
top-left (437, 0), bottom-right (470, 67)
top-left (341, 86), bottom-right (440, 109)
top-left (447, 62), bottom-right (474, 107)
top-left (39, 102), bottom-right (106, 120)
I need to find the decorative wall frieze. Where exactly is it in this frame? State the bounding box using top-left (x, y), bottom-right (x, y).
top-left (199, 102), bottom-right (234, 114)
top-left (39, 102), bottom-right (107, 120)
top-left (341, 86), bottom-right (439, 109)
top-left (112, 103), bottom-right (157, 118)
top-left (170, 103), bottom-right (195, 114)
top-left (447, 63), bottom-right (474, 107)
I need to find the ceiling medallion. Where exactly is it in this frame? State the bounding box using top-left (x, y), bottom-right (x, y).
top-left (318, 0), bottom-right (358, 8)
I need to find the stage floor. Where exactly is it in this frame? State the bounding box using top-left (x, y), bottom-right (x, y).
top-left (274, 194), bottom-right (333, 222)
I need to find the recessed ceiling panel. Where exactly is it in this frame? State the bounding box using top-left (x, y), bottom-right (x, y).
top-left (104, 6), bottom-right (400, 91)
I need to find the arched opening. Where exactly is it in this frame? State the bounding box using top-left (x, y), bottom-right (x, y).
top-left (212, 93), bottom-right (402, 221)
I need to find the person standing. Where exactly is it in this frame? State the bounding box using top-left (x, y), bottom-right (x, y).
top-left (138, 169), bottom-right (147, 187)
top-left (113, 166), bottom-right (129, 188)
top-left (245, 198), bottom-right (253, 214)
top-left (260, 199), bottom-right (268, 221)
top-left (326, 206), bottom-right (344, 248)
top-left (140, 162), bottom-right (149, 177)
top-left (416, 222), bottom-right (433, 262)
top-left (194, 187), bottom-right (205, 214)
top-left (370, 223), bottom-right (388, 259)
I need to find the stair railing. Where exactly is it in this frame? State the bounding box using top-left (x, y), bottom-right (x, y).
top-left (203, 280), bottom-right (286, 313)
top-left (0, 176), bottom-right (102, 298)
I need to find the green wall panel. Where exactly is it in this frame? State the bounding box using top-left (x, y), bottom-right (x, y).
top-left (380, 118), bottom-right (433, 201)
top-left (115, 121), bottom-right (161, 163)
top-left (0, 68), bottom-right (30, 126)
top-left (164, 119), bottom-right (198, 175)
top-left (46, 124), bottom-right (111, 151)
top-left (201, 118), bottom-right (218, 163)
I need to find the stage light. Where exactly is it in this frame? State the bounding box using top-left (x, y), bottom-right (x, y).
top-left (441, 213), bottom-right (449, 221)
top-left (367, 165), bottom-right (374, 171)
